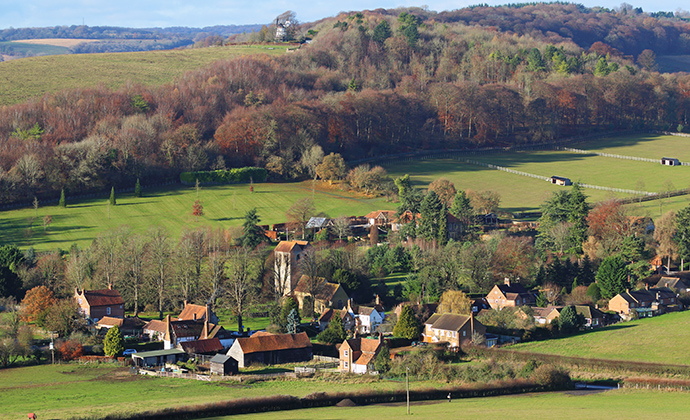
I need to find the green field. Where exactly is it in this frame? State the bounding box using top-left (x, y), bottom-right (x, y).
top-left (0, 41), bottom-right (70, 57)
top-left (0, 44), bottom-right (286, 106)
top-left (384, 134), bottom-right (690, 214)
top-left (509, 311), bottom-right (690, 365)
top-left (0, 363), bottom-right (445, 419)
top-left (0, 181), bottom-right (395, 251)
top-left (220, 389), bottom-right (688, 420)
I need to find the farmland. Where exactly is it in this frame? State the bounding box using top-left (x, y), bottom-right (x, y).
top-left (0, 44), bottom-right (287, 106)
top-left (508, 311), bottom-right (690, 366)
top-left (0, 181), bottom-right (395, 251)
top-left (384, 134), bottom-right (690, 215)
top-left (219, 389), bottom-right (689, 420)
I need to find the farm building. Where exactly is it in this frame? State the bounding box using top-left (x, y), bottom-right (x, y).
top-left (661, 157), bottom-right (681, 166)
top-left (132, 349), bottom-right (187, 368)
top-left (209, 354), bottom-right (238, 376)
top-left (227, 332), bottom-right (312, 368)
top-left (548, 176), bottom-right (572, 186)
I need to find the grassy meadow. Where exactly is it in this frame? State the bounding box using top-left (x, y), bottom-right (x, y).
top-left (0, 181), bottom-right (395, 251)
top-left (0, 44), bottom-right (287, 106)
top-left (0, 363), bottom-right (444, 419)
top-left (217, 389), bottom-right (690, 420)
top-left (508, 311), bottom-right (690, 365)
top-left (384, 134), bottom-right (690, 215)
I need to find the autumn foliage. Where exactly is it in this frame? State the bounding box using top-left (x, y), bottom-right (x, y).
top-left (21, 286), bottom-right (57, 325)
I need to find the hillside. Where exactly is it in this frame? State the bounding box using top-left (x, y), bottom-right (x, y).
top-left (509, 311), bottom-right (690, 365)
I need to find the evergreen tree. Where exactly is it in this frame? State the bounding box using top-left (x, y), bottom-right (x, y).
top-left (103, 325), bottom-right (124, 357)
top-left (675, 205), bottom-right (690, 268)
top-left (372, 20), bottom-right (392, 43)
top-left (134, 178), bottom-right (142, 197)
top-left (59, 189), bottom-right (66, 208)
top-left (278, 297), bottom-right (299, 332)
top-left (286, 308), bottom-right (300, 334)
top-left (239, 208), bottom-right (266, 249)
top-left (375, 344), bottom-right (392, 373)
top-left (393, 305), bottom-right (421, 340)
top-left (586, 282), bottom-right (601, 301)
top-left (109, 187), bottom-right (116, 206)
top-left (418, 190), bottom-right (443, 241)
top-left (450, 190), bottom-right (474, 232)
top-left (316, 313), bottom-right (347, 344)
top-left (596, 255), bottom-right (629, 299)
top-left (558, 305), bottom-right (581, 332)
top-left (567, 183), bottom-right (589, 251)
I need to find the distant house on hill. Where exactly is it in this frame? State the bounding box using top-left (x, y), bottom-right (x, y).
top-left (486, 279), bottom-right (536, 309)
top-left (75, 287), bottom-right (124, 324)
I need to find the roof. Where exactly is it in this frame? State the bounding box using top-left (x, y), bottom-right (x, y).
top-left (357, 305), bottom-right (384, 316)
top-left (274, 240), bottom-right (310, 253)
top-left (365, 210), bottom-right (396, 220)
top-left (143, 319), bottom-right (167, 334)
top-left (424, 313), bottom-right (442, 326)
top-left (80, 289), bottom-right (124, 307)
top-left (97, 316), bottom-right (124, 327)
top-left (210, 354), bottom-right (234, 364)
top-left (354, 352), bottom-right (376, 366)
top-left (550, 175), bottom-right (571, 181)
top-left (574, 305), bottom-right (605, 319)
top-left (294, 276), bottom-right (343, 301)
top-left (177, 303), bottom-right (210, 321)
top-left (98, 316), bottom-right (146, 329)
top-left (170, 320), bottom-right (211, 338)
top-left (251, 331), bottom-right (275, 337)
top-left (234, 332), bottom-right (312, 354)
top-left (133, 349), bottom-right (186, 358)
top-left (344, 337), bottom-right (382, 354)
top-left (428, 313), bottom-right (473, 332)
top-left (657, 277), bottom-right (690, 290)
top-left (306, 217), bottom-right (328, 229)
top-left (179, 338), bottom-right (224, 354)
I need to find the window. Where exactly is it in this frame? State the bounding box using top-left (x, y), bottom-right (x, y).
top-left (344, 350), bottom-right (348, 357)
top-left (344, 361), bottom-right (348, 368)
top-left (463, 331), bottom-right (466, 337)
top-left (106, 307), bottom-right (111, 315)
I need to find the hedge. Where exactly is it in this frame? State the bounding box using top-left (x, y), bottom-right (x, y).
top-left (180, 167), bottom-right (267, 185)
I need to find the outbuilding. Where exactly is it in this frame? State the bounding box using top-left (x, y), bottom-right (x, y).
top-left (548, 176), bottom-right (572, 186)
top-left (661, 157), bottom-right (681, 166)
top-left (209, 353), bottom-right (239, 376)
top-left (132, 348), bottom-right (187, 368)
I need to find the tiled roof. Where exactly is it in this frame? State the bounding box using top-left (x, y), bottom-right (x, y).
top-left (171, 320), bottom-right (211, 338)
top-left (424, 313), bottom-right (441, 326)
top-left (294, 276), bottom-right (342, 301)
top-left (251, 331), bottom-right (275, 337)
top-left (657, 277), bottom-right (689, 290)
top-left (210, 354), bottom-right (232, 364)
top-left (365, 210), bottom-right (396, 220)
top-left (574, 305), bottom-right (604, 319)
top-left (345, 337), bottom-right (382, 354)
top-left (82, 289), bottom-right (124, 307)
top-left (274, 240), bottom-right (310, 253)
top-left (354, 352), bottom-right (375, 366)
top-left (97, 316), bottom-right (124, 327)
top-left (180, 338), bottom-right (224, 354)
top-left (177, 303), bottom-right (209, 321)
top-left (143, 320), bottom-right (167, 334)
top-left (235, 332), bottom-right (312, 354)
top-left (429, 313), bottom-right (472, 332)
top-left (357, 305), bottom-right (384, 316)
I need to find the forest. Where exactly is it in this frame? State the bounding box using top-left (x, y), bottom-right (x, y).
top-left (1, 4), bottom-right (690, 206)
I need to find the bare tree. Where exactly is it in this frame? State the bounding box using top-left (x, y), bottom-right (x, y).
top-left (655, 210), bottom-right (678, 273)
top-left (203, 229), bottom-right (229, 307)
top-left (286, 197), bottom-right (315, 240)
top-left (146, 227), bottom-right (171, 319)
top-left (122, 231), bottom-right (146, 316)
top-left (298, 249), bottom-right (322, 317)
top-left (93, 229), bottom-right (123, 289)
top-left (225, 247), bottom-right (261, 332)
top-left (65, 246), bottom-right (93, 291)
top-left (330, 216), bottom-right (351, 242)
top-left (174, 229), bottom-right (206, 304)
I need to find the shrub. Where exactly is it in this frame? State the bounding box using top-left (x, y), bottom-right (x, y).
top-left (530, 365), bottom-right (571, 388)
top-left (180, 167), bottom-right (267, 185)
top-left (59, 340), bottom-right (84, 361)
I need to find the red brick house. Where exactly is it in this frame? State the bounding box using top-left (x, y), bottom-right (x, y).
top-left (339, 336), bottom-right (383, 374)
top-left (608, 287), bottom-right (678, 318)
top-left (74, 288), bottom-right (124, 324)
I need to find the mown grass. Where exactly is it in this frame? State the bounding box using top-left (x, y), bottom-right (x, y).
top-left (0, 44), bottom-right (287, 106)
top-left (509, 311), bottom-right (690, 366)
top-left (216, 389), bottom-right (690, 420)
top-left (0, 363), bottom-right (445, 420)
top-left (384, 134), bottom-right (690, 214)
top-left (0, 181), bottom-right (395, 251)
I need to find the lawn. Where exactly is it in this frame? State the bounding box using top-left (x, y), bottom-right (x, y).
top-left (0, 181), bottom-right (395, 251)
top-left (508, 311), bottom-right (690, 365)
top-left (0, 44), bottom-right (287, 106)
top-left (384, 134), bottom-right (690, 215)
top-left (0, 363), bottom-right (446, 419)
top-left (216, 389), bottom-right (690, 420)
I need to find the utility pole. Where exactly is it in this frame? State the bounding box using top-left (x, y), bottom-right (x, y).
top-left (50, 333), bottom-right (55, 364)
top-left (406, 367), bottom-right (410, 415)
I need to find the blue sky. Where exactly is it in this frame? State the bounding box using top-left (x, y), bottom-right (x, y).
top-left (0, 1), bottom-right (687, 30)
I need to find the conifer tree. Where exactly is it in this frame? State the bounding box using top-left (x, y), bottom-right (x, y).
top-left (59, 189), bottom-right (66, 208)
top-left (103, 325), bottom-right (124, 357)
top-left (109, 187), bottom-right (116, 206)
top-left (134, 178), bottom-right (141, 197)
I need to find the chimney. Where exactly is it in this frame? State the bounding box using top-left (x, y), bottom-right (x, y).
top-left (379, 332), bottom-right (384, 344)
top-left (375, 294), bottom-right (381, 306)
top-left (470, 312), bottom-right (475, 336)
top-left (193, 313), bottom-right (197, 321)
top-left (183, 299), bottom-right (188, 307)
top-left (107, 283), bottom-right (112, 290)
top-left (645, 283), bottom-right (649, 290)
top-left (504, 277), bottom-right (511, 287)
top-left (206, 304), bottom-right (211, 323)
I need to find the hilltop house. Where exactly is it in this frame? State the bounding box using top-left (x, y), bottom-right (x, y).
top-left (74, 287), bottom-right (124, 324)
top-left (339, 336), bottom-right (384, 374)
top-left (422, 313), bottom-right (486, 348)
top-left (227, 332), bottom-right (312, 368)
top-left (486, 279), bottom-right (536, 309)
top-left (274, 240), bottom-right (311, 296)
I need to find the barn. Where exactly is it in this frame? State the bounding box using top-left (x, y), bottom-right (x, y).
top-left (227, 332), bottom-right (312, 368)
top-left (661, 157), bottom-right (681, 166)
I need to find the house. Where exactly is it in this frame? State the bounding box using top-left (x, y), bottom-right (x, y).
top-left (74, 287), bottom-right (124, 324)
top-left (422, 313), bottom-right (486, 347)
top-left (344, 297), bottom-right (386, 335)
top-left (574, 305), bottom-right (606, 328)
top-left (608, 287), bottom-right (678, 318)
top-left (471, 298), bottom-right (491, 314)
top-left (227, 332), bottom-right (312, 368)
top-left (365, 210), bottom-right (397, 228)
top-left (650, 255), bottom-right (664, 273)
top-left (209, 354), bottom-right (238, 376)
top-left (96, 316), bottom-right (146, 336)
top-left (339, 335), bottom-right (383, 374)
top-left (656, 276), bottom-right (690, 293)
top-left (145, 314), bottom-right (228, 350)
top-left (549, 176), bottom-right (572, 186)
top-left (292, 275), bottom-right (349, 314)
top-left (132, 349), bottom-right (187, 368)
top-left (274, 240), bottom-right (312, 296)
top-left (393, 302), bottom-right (438, 320)
top-left (532, 307), bottom-right (561, 325)
top-left (661, 157), bottom-right (681, 166)
top-left (318, 307), bottom-right (355, 332)
top-left (486, 279), bottom-right (536, 309)
top-left (390, 210), bottom-right (466, 240)
top-left (177, 302), bottom-right (219, 324)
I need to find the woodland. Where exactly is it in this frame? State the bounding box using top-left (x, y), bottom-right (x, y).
top-left (2, 5), bottom-right (690, 205)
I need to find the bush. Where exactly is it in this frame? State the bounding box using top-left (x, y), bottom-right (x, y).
top-left (180, 167), bottom-right (267, 185)
top-left (530, 365), bottom-right (571, 388)
top-left (59, 340), bottom-right (84, 361)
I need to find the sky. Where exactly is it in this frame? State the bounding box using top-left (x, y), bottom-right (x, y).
top-left (0, 0), bottom-right (688, 30)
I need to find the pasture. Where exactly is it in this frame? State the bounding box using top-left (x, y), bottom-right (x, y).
top-left (0, 44), bottom-right (287, 106)
top-left (0, 363), bottom-right (443, 420)
top-left (219, 389), bottom-right (689, 420)
top-left (509, 311), bottom-right (690, 366)
top-left (0, 181), bottom-right (395, 251)
top-left (384, 134), bottom-right (690, 215)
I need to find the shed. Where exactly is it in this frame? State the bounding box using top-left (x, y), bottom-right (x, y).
top-left (549, 176), bottom-right (572, 186)
top-left (209, 353), bottom-right (238, 376)
top-left (132, 348), bottom-right (187, 368)
top-left (661, 157), bottom-right (681, 166)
